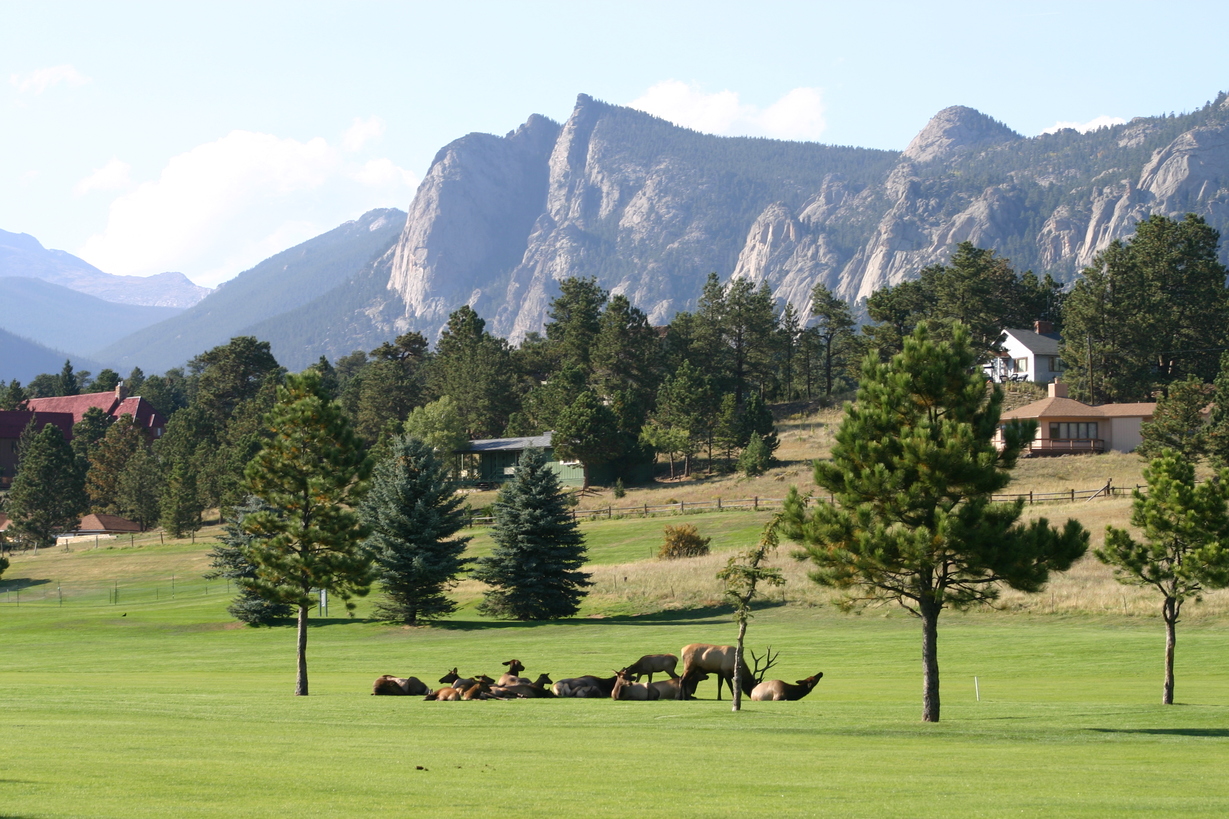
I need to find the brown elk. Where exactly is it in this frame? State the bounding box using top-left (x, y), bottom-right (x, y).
top-left (678, 644), bottom-right (758, 700)
top-left (553, 674), bottom-right (618, 698)
top-left (646, 672), bottom-right (707, 700)
top-left (430, 670), bottom-right (494, 699)
top-left (624, 653), bottom-right (679, 684)
top-left (496, 659), bottom-right (531, 687)
top-left (430, 686), bottom-right (462, 701)
top-left (372, 674), bottom-right (431, 696)
top-left (489, 673), bottom-right (555, 699)
top-left (750, 673), bottom-right (824, 701)
top-left (610, 669), bottom-right (659, 701)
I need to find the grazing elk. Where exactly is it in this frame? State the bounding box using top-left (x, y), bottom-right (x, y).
top-left (372, 674), bottom-right (431, 696)
top-left (624, 653), bottom-right (679, 684)
top-left (678, 643), bottom-right (758, 700)
top-left (497, 659), bottom-right (531, 687)
top-left (610, 669), bottom-right (659, 701)
top-left (553, 674), bottom-right (618, 698)
top-left (490, 673), bottom-right (556, 699)
top-left (750, 673), bottom-right (824, 701)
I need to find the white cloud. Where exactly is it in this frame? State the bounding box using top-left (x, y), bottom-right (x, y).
top-left (73, 158), bottom-right (133, 197)
top-left (10, 64), bottom-right (92, 95)
top-left (343, 116), bottom-right (386, 152)
top-left (629, 81), bottom-right (827, 140)
top-left (1040, 115), bottom-right (1127, 135)
top-left (78, 130), bottom-right (419, 287)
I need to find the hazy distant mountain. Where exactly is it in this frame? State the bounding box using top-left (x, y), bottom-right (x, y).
top-left (98, 208), bottom-right (406, 372)
top-left (0, 277), bottom-right (181, 356)
top-left (0, 229), bottom-right (211, 308)
top-left (0, 326), bottom-right (102, 383)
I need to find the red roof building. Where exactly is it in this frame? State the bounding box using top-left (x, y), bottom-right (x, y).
top-left (72, 513), bottom-right (143, 535)
top-left (25, 383), bottom-right (167, 439)
top-left (0, 409), bottom-right (76, 488)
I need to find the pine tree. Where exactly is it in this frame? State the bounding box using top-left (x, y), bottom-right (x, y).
top-left (737, 432), bottom-right (771, 477)
top-left (1098, 452), bottom-right (1229, 704)
top-left (116, 446), bottom-right (161, 530)
top-left (70, 406), bottom-right (113, 466)
top-left (58, 360), bottom-right (79, 396)
top-left (85, 414), bottom-right (144, 515)
top-left (205, 495), bottom-right (294, 626)
top-left (1137, 376), bottom-right (1209, 461)
top-left (7, 423), bottom-right (88, 550)
top-left (553, 389), bottom-right (624, 489)
top-left (159, 460), bottom-right (203, 538)
top-left (473, 448), bottom-right (591, 620)
top-left (360, 435), bottom-right (471, 624)
top-left (782, 324), bottom-right (1088, 722)
top-left (810, 282), bottom-right (857, 397)
top-left (1, 379), bottom-right (27, 411)
top-left (241, 371), bottom-right (373, 695)
top-left (741, 393), bottom-right (779, 455)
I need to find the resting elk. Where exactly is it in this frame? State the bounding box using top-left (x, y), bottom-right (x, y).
top-left (750, 673), bottom-right (824, 701)
top-left (610, 669), bottom-right (659, 701)
top-left (678, 644), bottom-right (757, 700)
top-left (646, 672), bottom-right (706, 700)
top-left (372, 675), bottom-right (431, 696)
top-left (623, 653), bottom-right (678, 684)
top-left (497, 659), bottom-right (532, 687)
top-left (489, 673), bottom-right (556, 699)
top-left (553, 674), bottom-right (618, 698)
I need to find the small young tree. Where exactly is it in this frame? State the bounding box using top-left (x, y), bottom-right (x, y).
top-left (1137, 376), bottom-right (1209, 461)
top-left (783, 324), bottom-right (1089, 722)
top-left (659, 523), bottom-right (711, 559)
top-left (1097, 451), bottom-right (1229, 704)
top-left (205, 495), bottom-right (294, 626)
top-left (737, 432), bottom-right (771, 478)
top-left (7, 423), bottom-right (88, 551)
top-left (717, 516), bottom-right (785, 711)
top-left (241, 371), bottom-right (373, 696)
top-left (472, 448), bottom-right (591, 620)
top-left (360, 435), bottom-right (471, 625)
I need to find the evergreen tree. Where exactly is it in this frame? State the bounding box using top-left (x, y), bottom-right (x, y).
top-left (553, 389), bottom-right (624, 489)
top-left (473, 448), bottom-right (591, 620)
top-left (545, 276), bottom-right (608, 370)
top-left (70, 406), bottom-right (112, 466)
top-left (125, 366), bottom-right (146, 395)
top-left (92, 369), bottom-right (121, 393)
top-left (737, 431), bottom-right (771, 477)
top-left (58, 360), bottom-right (79, 397)
top-left (741, 393), bottom-right (779, 455)
top-left (810, 282), bottom-right (857, 397)
top-left (241, 371), bottom-right (373, 695)
top-left (116, 446), bottom-right (161, 530)
top-left (160, 460), bottom-right (204, 539)
top-left (359, 435), bottom-right (471, 624)
top-left (7, 423), bottom-right (88, 550)
top-left (1206, 352), bottom-right (1229, 468)
top-left (427, 306), bottom-right (519, 438)
top-left (782, 324), bottom-right (1088, 722)
top-left (85, 414), bottom-right (145, 515)
top-left (1137, 376), bottom-right (1210, 461)
top-left (590, 294), bottom-right (660, 429)
top-left (190, 336), bottom-right (282, 424)
top-left (652, 361), bottom-right (710, 475)
top-left (403, 395), bottom-right (469, 456)
top-left (1098, 452), bottom-right (1229, 704)
top-left (205, 495), bottom-right (293, 626)
top-left (776, 302), bottom-right (802, 400)
top-left (723, 279), bottom-right (778, 402)
top-left (1, 379), bottom-right (28, 410)
top-left (713, 393), bottom-right (742, 468)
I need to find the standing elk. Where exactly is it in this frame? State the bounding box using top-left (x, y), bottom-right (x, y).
top-left (624, 653), bottom-right (678, 684)
top-left (678, 644), bottom-right (758, 700)
top-left (750, 673), bottom-right (824, 701)
top-left (372, 675), bottom-right (432, 696)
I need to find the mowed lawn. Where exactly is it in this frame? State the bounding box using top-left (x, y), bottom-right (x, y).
top-left (3, 529), bottom-right (1229, 817)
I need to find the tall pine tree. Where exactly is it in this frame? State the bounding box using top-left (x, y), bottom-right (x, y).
top-left (206, 495), bottom-right (294, 626)
top-left (7, 423), bottom-right (88, 550)
top-left (360, 435), bottom-right (471, 624)
top-left (473, 448), bottom-right (591, 620)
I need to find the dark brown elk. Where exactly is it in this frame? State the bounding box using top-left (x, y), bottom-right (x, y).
top-left (490, 673), bottom-right (555, 699)
top-left (678, 644), bottom-right (757, 700)
top-left (750, 673), bottom-right (824, 701)
top-left (553, 674), bottom-right (618, 697)
top-left (611, 669), bottom-right (659, 701)
top-left (496, 659), bottom-right (531, 686)
top-left (372, 674), bottom-right (431, 696)
top-left (624, 653), bottom-right (678, 683)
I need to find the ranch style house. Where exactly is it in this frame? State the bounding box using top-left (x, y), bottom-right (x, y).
top-left (995, 380), bottom-right (1156, 455)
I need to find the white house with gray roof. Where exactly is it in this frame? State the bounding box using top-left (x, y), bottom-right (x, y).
top-left (985, 321), bottom-right (1063, 384)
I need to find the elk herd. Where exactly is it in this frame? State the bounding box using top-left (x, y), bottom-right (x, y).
top-left (373, 644), bottom-right (823, 703)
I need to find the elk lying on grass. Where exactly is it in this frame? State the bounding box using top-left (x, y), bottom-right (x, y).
top-left (372, 675), bottom-right (432, 696)
top-left (489, 673), bottom-right (556, 699)
top-left (749, 673), bottom-right (824, 701)
top-left (496, 659), bottom-right (531, 687)
top-left (611, 669), bottom-right (659, 701)
top-left (647, 673), bottom-right (706, 700)
top-left (624, 653), bottom-right (678, 684)
top-left (553, 674), bottom-right (618, 698)
top-left (678, 644), bottom-right (757, 700)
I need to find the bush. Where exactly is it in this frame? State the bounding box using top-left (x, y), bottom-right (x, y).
top-left (659, 524), bottom-right (711, 559)
top-left (613, 478), bottom-right (626, 499)
top-left (738, 432), bottom-right (771, 477)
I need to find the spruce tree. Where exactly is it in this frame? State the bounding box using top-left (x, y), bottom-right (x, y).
top-left (782, 324), bottom-right (1088, 722)
top-left (360, 435), bottom-right (471, 624)
top-left (1098, 452), bottom-right (1229, 704)
top-left (241, 371), bottom-right (373, 695)
top-left (553, 389), bottom-right (624, 489)
top-left (160, 460), bottom-right (203, 538)
top-left (7, 423), bottom-right (88, 550)
top-left (205, 495), bottom-right (294, 626)
top-left (116, 446), bottom-right (161, 530)
top-left (473, 448), bottom-right (591, 620)
top-left (741, 393), bottom-right (779, 455)
top-left (1137, 376), bottom-right (1209, 461)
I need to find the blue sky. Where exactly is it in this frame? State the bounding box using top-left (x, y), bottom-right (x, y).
top-left (4, 0), bottom-right (1227, 288)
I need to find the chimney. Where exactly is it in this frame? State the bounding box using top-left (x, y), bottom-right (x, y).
top-left (115, 381), bottom-right (128, 401)
top-left (1034, 319), bottom-right (1054, 335)
top-left (1048, 379), bottom-right (1068, 399)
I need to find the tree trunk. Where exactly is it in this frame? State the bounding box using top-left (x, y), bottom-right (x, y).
top-left (732, 619), bottom-right (748, 712)
top-left (920, 597), bottom-right (941, 722)
top-left (1163, 596), bottom-right (1178, 705)
top-left (295, 603), bottom-right (309, 696)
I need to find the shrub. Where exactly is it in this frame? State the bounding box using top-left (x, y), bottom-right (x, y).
top-left (738, 432), bottom-right (771, 477)
top-left (659, 523), bottom-right (712, 559)
top-left (613, 478), bottom-right (626, 499)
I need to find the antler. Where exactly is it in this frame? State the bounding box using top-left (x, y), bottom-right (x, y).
top-left (749, 646), bottom-right (780, 684)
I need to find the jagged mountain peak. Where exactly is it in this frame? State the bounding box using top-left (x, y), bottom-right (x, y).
top-left (903, 105), bottom-right (1021, 163)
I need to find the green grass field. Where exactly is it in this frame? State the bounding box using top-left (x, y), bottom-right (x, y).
top-left (3, 513), bottom-right (1229, 817)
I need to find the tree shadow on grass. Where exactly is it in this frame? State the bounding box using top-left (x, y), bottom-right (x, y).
top-left (0, 577), bottom-right (52, 593)
top-left (432, 601), bottom-right (789, 631)
top-left (1089, 728), bottom-right (1229, 738)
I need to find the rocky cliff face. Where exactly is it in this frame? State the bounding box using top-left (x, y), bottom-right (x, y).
top-left (384, 92), bottom-right (1229, 341)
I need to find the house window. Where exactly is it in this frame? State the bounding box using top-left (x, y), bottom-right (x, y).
top-left (1013, 358), bottom-right (1028, 373)
top-left (1049, 422), bottom-right (1098, 440)
top-left (1048, 356), bottom-right (1063, 372)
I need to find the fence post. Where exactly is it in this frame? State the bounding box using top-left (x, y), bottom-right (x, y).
top-left (717, 497), bottom-right (722, 511)
top-left (644, 503), bottom-right (648, 517)
top-left (680, 500), bottom-right (685, 513)
top-left (754, 496), bottom-right (758, 510)
top-left (1029, 491), bottom-right (1033, 505)
top-left (1071, 488), bottom-right (1075, 503)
